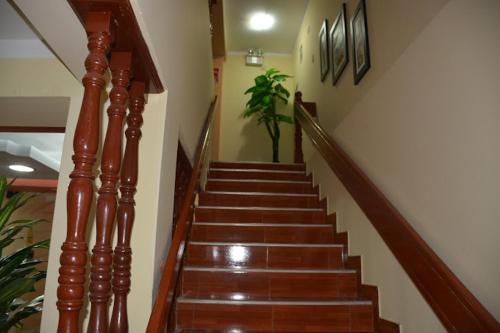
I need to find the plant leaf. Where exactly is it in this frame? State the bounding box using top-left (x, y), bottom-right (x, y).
top-left (265, 68), bottom-right (280, 77)
top-left (254, 75), bottom-right (268, 86)
top-left (276, 114), bottom-right (293, 124)
top-left (272, 74), bottom-right (291, 82)
top-left (0, 193), bottom-right (25, 233)
top-left (0, 176), bottom-right (7, 209)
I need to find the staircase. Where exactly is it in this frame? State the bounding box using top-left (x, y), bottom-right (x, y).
top-left (174, 161), bottom-right (375, 332)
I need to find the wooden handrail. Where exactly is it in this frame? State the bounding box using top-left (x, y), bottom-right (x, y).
top-left (146, 97), bottom-right (218, 333)
top-left (294, 92), bottom-right (499, 332)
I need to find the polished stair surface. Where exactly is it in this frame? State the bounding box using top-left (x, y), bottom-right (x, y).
top-left (174, 161), bottom-right (375, 332)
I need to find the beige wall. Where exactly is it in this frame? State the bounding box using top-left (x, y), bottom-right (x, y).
top-left (294, 0), bottom-right (449, 132)
top-left (130, 0), bottom-right (216, 297)
top-left (295, 0), bottom-right (500, 330)
top-left (10, 0), bottom-right (215, 331)
top-left (219, 54), bottom-right (295, 163)
top-left (0, 59), bottom-right (170, 332)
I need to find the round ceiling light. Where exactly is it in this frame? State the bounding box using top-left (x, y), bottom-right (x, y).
top-left (9, 164), bottom-right (34, 173)
top-left (248, 12), bottom-right (275, 31)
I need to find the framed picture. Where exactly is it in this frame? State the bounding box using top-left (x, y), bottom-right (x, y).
top-left (330, 3), bottom-right (348, 85)
top-left (351, 0), bottom-right (370, 84)
top-left (319, 20), bottom-right (329, 82)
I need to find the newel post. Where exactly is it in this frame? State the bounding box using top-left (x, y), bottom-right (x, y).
top-left (110, 81), bottom-right (146, 333)
top-left (57, 12), bottom-right (112, 333)
top-left (294, 91), bottom-right (304, 164)
top-left (88, 52), bottom-right (132, 333)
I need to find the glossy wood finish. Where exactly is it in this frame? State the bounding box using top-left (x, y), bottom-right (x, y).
top-left (191, 224), bottom-right (334, 243)
top-left (110, 81), bottom-right (146, 333)
top-left (0, 126), bottom-right (65, 133)
top-left (294, 91), bottom-right (499, 332)
top-left (146, 98), bottom-right (218, 333)
top-left (199, 191), bottom-right (323, 208)
top-left (176, 301), bottom-right (374, 332)
top-left (209, 169), bottom-right (309, 181)
top-left (195, 206), bottom-right (326, 224)
top-left (211, 161), bottom-right (305, 171)
top-left (205, 179), bottom-right (316, 194)
top-left (173, 142), bottom-right (193, 239)
top-left (185, 243), bottom-right (345, 269)
top-left (68, 0), bottom-right (163, 93)
top-left (294, 117), bottom-right (304, 163)
top-left (57, 12), bottom-right (112, 333)
top-left (182, 269), bottom-right (358, 299)
top-left (88, 51), bottom-right (131, 333)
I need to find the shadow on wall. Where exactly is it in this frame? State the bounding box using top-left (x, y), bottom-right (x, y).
top-left (237, 115), bottom-right (273, 162)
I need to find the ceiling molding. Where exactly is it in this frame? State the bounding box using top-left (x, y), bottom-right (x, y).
top-left (0, 138), bottom-right (61, 171)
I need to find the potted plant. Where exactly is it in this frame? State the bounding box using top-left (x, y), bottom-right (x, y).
top-left (0, 176), bottom-right (49, 332)
top-left (243, 68), bottom-right (292, 163)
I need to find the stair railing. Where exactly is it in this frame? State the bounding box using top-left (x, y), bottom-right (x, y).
top-left (293, 91), bottom-right (499, 332)
top-left (146, 97), bottom-right (218, 333)
top-left (57, 3), bottom-right (163, 333)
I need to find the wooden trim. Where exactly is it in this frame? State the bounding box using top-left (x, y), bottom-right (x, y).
top-left (68, 0), bottom-right (164, 93)
top-left (146, 97), bottom-right (218, 333)
top-left (0, 126), bottom-right (65, 133)
top-left (295, 92), bottom-right (499, 332)
top-left (57, 12), bottom-right (112, 333)
top-left (7, 178), bottom-right (58, 192)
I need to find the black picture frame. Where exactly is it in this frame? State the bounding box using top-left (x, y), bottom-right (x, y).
top-left (330, 3), bottom-right (348, 85)
top-left (351, 0), bottom-right (370, 85)
top-left (319, 19), bottom-right (329, 82)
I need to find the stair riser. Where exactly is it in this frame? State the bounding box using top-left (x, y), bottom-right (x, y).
top-left (205, 180), bottom-right (316, 194)
top-left (185, 244), bottom-right (345, 269)
top-left (209, 170), bottom-right (310, 181)
top-left (176, 303), bottom-right (374, 331)
top-left (191, 225), bottom-right (334, 243)
top-left (195, 208), bottom-right (326, 224)
top-left (182, 270), bottom-right (358, 299)
top-left (211, 161), bottom-right (305, 171)
top-left (199, 192), bottom-right (322, 208)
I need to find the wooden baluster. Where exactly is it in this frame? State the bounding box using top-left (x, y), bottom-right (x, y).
top-left (88, 52), bottom-right (132, 333)
top-left (294, 91), bottom-right (304, 164)
top-left (110, 81), bottom-right (146, 333)
top-left (57, 12), bottom-right (112, 333)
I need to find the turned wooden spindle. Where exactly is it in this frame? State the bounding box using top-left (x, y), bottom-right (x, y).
top-left (57, 12), bottom-right (112, 333)
top-left (88, 52), bottom-right (132, 333)
top-left (294, 91), bottom-right (304, 164)
top-left (110, 81), bottom-right (146, 333)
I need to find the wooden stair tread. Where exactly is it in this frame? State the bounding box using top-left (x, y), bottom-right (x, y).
top-left (174, 161), bottom-right (375, 332)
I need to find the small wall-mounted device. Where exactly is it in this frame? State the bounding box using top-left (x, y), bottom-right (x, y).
top-left (246, 48), bottom-right (263, 66)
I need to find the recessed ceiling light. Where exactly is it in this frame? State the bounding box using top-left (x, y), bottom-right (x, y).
top-left (248, 12), bottom-right (275, 31)
top-left (9, 164), bottom-right (34, 173)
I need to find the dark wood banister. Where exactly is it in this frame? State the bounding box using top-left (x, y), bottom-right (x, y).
top-left (294, 92), bottom-right (499, 333)
top-left (146, 97), bottom-right (218, 333)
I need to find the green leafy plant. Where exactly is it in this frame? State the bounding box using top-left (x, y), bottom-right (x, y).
top-left (243, 68), bottom-right (292, 163)
top-left (0, 176), bottom-right (49, 333)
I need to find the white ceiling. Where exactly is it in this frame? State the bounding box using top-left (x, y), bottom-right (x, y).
top-left (224, 0), bottom-right (308, 54)
top-left (0, 1), bottom-right (54, 58)
top-left (0, 133), bottom-right (64, 171)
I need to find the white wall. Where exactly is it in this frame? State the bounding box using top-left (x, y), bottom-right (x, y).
top-left (296, 0), bottom-right (500, 330)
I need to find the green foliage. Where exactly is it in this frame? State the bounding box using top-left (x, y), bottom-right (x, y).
top-left (0, 176), bottom-right (49, 333)
top-left (243, 68), bottom-right (293, 162)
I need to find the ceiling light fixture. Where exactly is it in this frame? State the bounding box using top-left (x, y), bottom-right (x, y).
top-left (248, 12), bottom-right (275, 31)
top-left (9, 164), bottom-right (34, 173)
